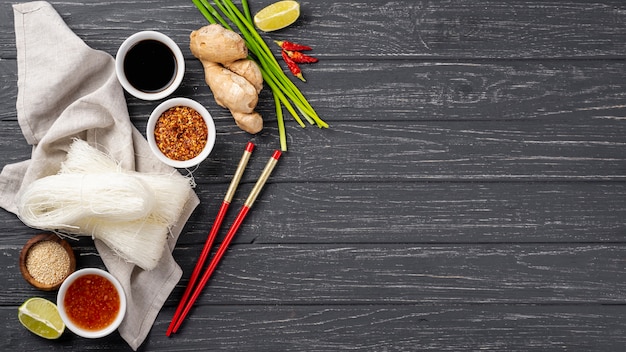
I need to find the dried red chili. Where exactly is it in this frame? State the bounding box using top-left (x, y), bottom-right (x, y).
top-left (284, 50), bottom-right (318, 64)
top-left (281, 50), bottom-right (305, 82)
top-left (274, 40), bottom-right (312, 51)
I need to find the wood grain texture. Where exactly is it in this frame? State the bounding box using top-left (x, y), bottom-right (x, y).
top-left (0, 0), bottom-right (624, 351)
top-left (0, 181), bottom-right (624, 246)
top-left (3, 243), bottom-right (625, 305)
top-left (2, 0), bottom-right (626, 58)
top-left (2, 304), bottom-right (626, 351)
top-left (4, 59), bottom-right (626, 123)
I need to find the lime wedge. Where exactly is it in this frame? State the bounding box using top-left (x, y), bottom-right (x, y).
top-left (254, 0), bottom-right (301, 32)
top-left (18, 297), bottom-right (65, 339)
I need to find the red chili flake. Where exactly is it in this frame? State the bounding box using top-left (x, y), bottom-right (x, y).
top-left (284, 50), bottom-right (318, 64)
top-left (154, 106), bottom-right (208, 161)
top-left (281, 50), bottom-right (305, 82)
top-left (274, 40), bottom-right (312, 51)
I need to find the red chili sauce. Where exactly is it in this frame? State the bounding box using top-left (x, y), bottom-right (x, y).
top-left (64, 274), bottom-right (120, 331)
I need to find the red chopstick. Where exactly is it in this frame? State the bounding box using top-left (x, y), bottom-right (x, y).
top-left (170, 150), bottom-right (282, 334)
top-left (166, 142), bottom-right (255, 337)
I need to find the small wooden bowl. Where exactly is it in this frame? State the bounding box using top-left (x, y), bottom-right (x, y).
top-left (19, 233), bottom-right (76, 291)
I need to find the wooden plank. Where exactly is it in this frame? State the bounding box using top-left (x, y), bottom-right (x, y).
top-left (2, 118), bottom-right (623, 182)
top-left (3, 58), bottom-right (626, 123)
top-left (170, 243), bottom-right (626, 305)
top-left (0, 180), bottom-right (623, 246)
top-left (2, 304), bottom-right (625, 351)
top-left (152, 305), bottom-right (626, 351)
top-left (1, 0), bottom-right (626, 58)
top-left (166, 60), bottom-right (626, 124)
top-left (187, 181), bottom-right (626, 244)
top-left (2, 244), bottom-right (625, 304)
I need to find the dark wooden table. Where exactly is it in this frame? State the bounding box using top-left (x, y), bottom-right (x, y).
top-left (2, 0), bottom-right (626, 350)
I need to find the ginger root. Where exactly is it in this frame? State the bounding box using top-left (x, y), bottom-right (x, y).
top-left (190, 24), bottom-right (263, 134)
top-left (225, 59), bottom-right (263, 94)
top-left (201, 62), bottom-right (258, 114)
top-left (189, 24), bottom-right (247, 65)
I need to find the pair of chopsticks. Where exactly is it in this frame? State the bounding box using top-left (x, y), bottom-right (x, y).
top-left (166, 142), bottom-right (281, 336)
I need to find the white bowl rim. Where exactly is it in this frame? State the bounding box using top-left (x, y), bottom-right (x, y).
top-left (115, 30), bottom-right (185, 101)
top-left (57, 268), bottom-right (127, 339)
top-left (146, 97), bottom-right (217, 168)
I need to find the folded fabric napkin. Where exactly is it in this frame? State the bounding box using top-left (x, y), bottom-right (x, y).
top-left (0, 2), bottom-right (199, 349)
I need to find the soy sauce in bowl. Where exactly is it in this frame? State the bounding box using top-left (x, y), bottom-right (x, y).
top-left (116, 31), bottom-right (185, 100)
top-left (123, 39), bottom-right (176, 93)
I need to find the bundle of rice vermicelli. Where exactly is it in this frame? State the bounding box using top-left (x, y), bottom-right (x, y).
top-left (60, 139), bottom-right (191, 226)
top-left (17, 139), bottom-right (193, 271)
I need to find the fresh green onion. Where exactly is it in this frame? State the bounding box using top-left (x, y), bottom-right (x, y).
top-left (192, 0), bottom-right (328, 151)
top-left (274, 91), bottom-right (287, 152)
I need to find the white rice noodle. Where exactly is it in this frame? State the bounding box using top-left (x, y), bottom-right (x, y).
top-left (16, 139), bottom-right (193, 271)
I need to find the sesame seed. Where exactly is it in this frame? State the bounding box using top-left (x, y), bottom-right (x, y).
top-left (26, 241), bottom-right (71, 286)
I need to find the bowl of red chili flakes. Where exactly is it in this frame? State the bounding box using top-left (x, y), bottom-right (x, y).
top-left (57, 268), bottom-right (126, 338)
top-left (146, 97), bottom-right (216, 168)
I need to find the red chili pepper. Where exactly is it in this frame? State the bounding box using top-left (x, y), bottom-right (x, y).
top-left (284, 50), bottom-right (318, 64)
top-left (275, 40), bottom-right (312, 51)
top-left (281, 50), bottom-right (305, 82)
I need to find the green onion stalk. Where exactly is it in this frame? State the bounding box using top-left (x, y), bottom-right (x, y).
top-left (192, 0), bottom-right (328, 151)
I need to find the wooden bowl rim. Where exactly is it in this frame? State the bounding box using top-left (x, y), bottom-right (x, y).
top-left (19, 233), bottom-right (77, 291)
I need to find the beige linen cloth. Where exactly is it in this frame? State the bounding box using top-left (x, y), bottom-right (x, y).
top-left (0, 2), bottom-right (199, 349)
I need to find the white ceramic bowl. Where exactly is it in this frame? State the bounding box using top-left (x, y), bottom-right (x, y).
top-left (57, 268), bottom-right (126, 339)
top-left (146, 97), bottom-right (216, 168)
top-left (115, 31), bottom-right (185, 100)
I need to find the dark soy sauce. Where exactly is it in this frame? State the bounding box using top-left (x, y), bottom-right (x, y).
top-left (124, 40), bottom-right (176, 92)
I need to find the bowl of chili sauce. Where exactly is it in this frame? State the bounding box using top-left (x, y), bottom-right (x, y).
top-left (146, 97), bottom-right (216, 169)
top-left (57, 268), bottom-right (126, 338)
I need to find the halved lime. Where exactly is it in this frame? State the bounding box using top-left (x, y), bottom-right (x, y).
top-left (254, 0), bottom-right (301, 32)
top-left (18, 297), bottom-right (65, 339)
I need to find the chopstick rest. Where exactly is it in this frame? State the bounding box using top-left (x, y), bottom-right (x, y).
top-left (169, 149), bottom-right (282, 335)
top-left (166, 141), bottom-right (255, 336)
